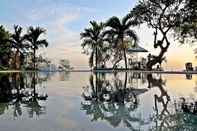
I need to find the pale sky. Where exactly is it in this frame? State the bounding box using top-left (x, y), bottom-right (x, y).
top-left (0, 0), bottom-right (196, 70)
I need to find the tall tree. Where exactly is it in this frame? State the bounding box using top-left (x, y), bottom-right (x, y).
top-left (9, 25), bottom-right (27, 70)
top-left (80, 21), bottom-right (105, 69)
top-left (0, 25), bottom-right (11, 69)
top-left (130, 0), bottom-right (197, 70)
top-left (25, 26), bottom-right (48, 70)
top-left (103, 15), bottom-right (138, 69)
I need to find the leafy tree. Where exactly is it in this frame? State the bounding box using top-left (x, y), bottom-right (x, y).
top-left (58, 59), bottom-right (73, 71)
top-left (80, 21), bottom-right (105, 69)
top-left (25, 26), bottom-right (48, 70)
top-left (130, 0), bottom-right (197, 70)
top-left (174, 0), bottom-right (197, 45)
top-left (0, 25), bottom-right (11, 69)
top-left (103, 15), bottom-right (138, 69)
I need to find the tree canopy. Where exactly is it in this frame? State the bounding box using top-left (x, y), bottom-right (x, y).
top-left (103, 15), bottom-right (138, 69)
top-left (129, 0), bottom-right (197, 70)
top-left (0, 25), bottom-right (11, 69)
top-left (80, 21), bottom-right (105, 69)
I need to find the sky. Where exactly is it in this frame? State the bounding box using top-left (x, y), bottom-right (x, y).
top-left (0, 0), bottom-right (197, 70)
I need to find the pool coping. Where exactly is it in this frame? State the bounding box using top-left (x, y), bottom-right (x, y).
top-left (0, 70), bottom-right (197, 74)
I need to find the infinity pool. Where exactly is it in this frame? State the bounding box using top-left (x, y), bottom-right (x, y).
top-left (0, 72), bottom-right (197, 131)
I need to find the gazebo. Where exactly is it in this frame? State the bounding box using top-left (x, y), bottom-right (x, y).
top-left (127, 45), bottom-right (148, 70)
top-left (127, 45), bottom-right (148, 53)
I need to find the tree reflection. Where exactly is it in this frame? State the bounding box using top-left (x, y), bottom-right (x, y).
top-left (147, 74), bottom-right (171, 130)
top-left (147, 74), bottom-right (170, 119)
top-left (24, 72), bottom-right (48, 118)
top-left (0, 74), bottom-right (13, 103)
top-left (0, 72), bottom-right (48, 118)
top-left (147, 74), bottom-right (197, 131)
top-left (186, 74), bottom-right (192, 80)
top-left (82, 72), bottom-right (197, 130)
top-left (59, 71), bottom-right (70, 81)
top-left (81, 72), bottom-right (148, 130)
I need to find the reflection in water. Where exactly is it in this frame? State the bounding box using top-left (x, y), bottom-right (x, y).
top-left (147, 74), bottom-right (170, 118)
top-left (186, 74), bottom-right (192, 80)
top-left (178, 98), bottom-right (197, 114)
top-left (81, 72), bottom-right (197, 131)
top-left (81, 72), bottom-right (148, 130)
top-left (147, 74), bottom-right (197, 131)
top-left (147, 74), bottom-right (172, 131)
top-left (128, 72), bottom-right (147, 87)
top-left (0, 72), bottom-right (48, 118)
top-left (59, 71), bottom-right (70, 81)
top-left (0, 72), bottom-right (197, 130)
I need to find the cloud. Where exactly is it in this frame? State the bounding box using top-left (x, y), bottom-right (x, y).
top-left (8, 1), bottom-right (90, 68)
top-left (1, 0), bottom-right (143, 69)
top-left (30, 4), bottom-right (89, 68)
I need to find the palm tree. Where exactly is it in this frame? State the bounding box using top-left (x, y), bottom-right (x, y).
top-left (103, 15), bottom-right (138, 69)
top-left (25, 26), bottom-right (48, 70)
top-left (9, 25), bottom-right (27, 70)
top-left (80, 21), bottom-right (104, 69)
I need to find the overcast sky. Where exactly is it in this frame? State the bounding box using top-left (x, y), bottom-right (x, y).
top-left (0, 0), bottom-right (196, 70)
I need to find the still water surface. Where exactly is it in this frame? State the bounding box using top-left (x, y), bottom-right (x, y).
top-left (0, 72), bottom-right (197, 131)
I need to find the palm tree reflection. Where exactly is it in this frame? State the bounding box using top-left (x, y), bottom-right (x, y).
top-left (24, 72), bottom-right (48, 118)
top-left (82, 73), bottom-right (197, 130)
top-left (0, 72), bottom-right (48, 118)
top-left (81, 72), bottom-right (148, 130)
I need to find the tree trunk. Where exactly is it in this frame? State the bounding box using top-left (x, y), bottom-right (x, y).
top-left (123, 49), bottom-right (128, 70)
top-left (95, 47), bottom-right (98, 69)
top-left (146, 30), bottom-right (170, 71)
top-left (146, 48), bottom-right (167, 70)
top-left (15, 49), bottom-right (19, 70)
top-left (124, 72), bottom-right (127, 89)
top-left (33, 48), bottom-right (36, 70)
top-left (15, 51), bottom-right (17, 70)
top-left (112, 58), bottom-right (121, 69)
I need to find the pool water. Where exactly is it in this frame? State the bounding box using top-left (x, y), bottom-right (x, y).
top-left (0, 72), bottom-right (197, 131)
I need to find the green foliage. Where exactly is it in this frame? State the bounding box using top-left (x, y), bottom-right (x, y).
top-left (130, 0), bottom-right (197, 69)
top-left (9, 25), bottom-right (28, 51)
top-left (25, 26), bottom-right (49, 70)
top-left (0, 25), bottom-right (49, 70)
top-left (0, 72), bottom-right (48, 117)
top-left (0, 25), bottom-right (11, 69)
top-left (174, 0), bottom-right (197, 44)
top-left (103, 15), bottom-right (138, 69)
top-left (81, 15), bottom-right (139, 69)
top-left (80, 21), bottom-right (105, 68)
top-left (59, 59), bottom-right (73, 71)
top-left (25, 26), bottom-right (48, 50)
